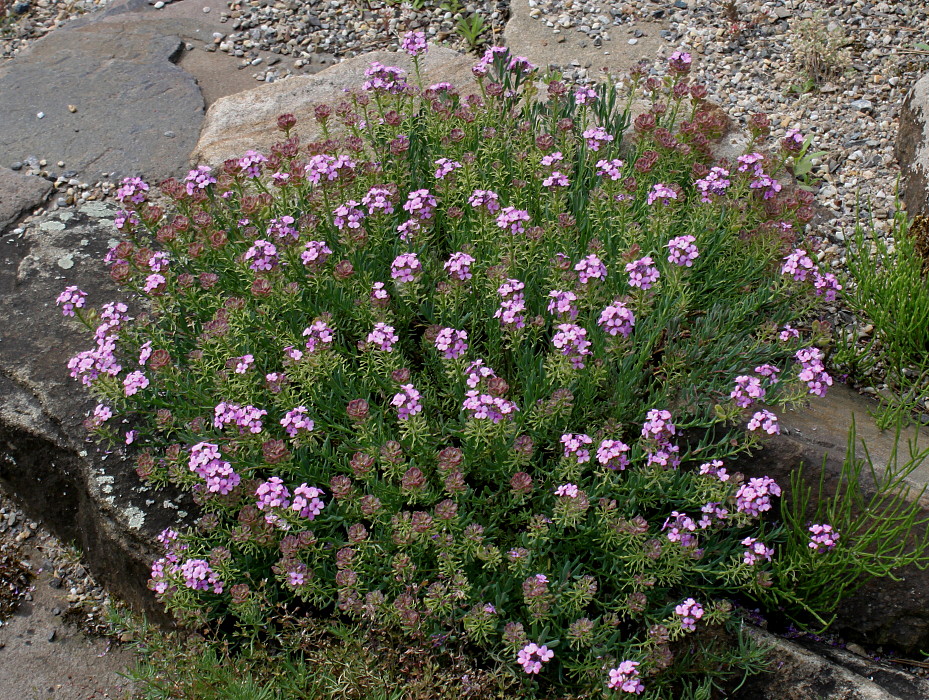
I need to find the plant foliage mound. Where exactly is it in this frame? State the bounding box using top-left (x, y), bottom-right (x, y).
top-left (59, 43), bottom-right (879, 697)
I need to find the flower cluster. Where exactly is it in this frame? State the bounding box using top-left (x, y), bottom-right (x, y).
top-left (666, 235), bottom-right (699, 267)
top-left (517, 642), bottom-right (554, 675)
top-left (808, 524), bottom-right (839, 552)
top-left (575, 254), bottom-right (607, 284)
top-left (607, 661), bottom-right (644, 694)
top-left (552, 323), bottom-right (592, 368)
top-left (56, 286), bottom-right (86, 317)
top-left (675, 597), bottom-right (704, 631)
top-left (435, 327), bottom-right (469, 359)
top-left (367, 323), bottom-right (399, 352)
top-left (626, 256), bottom-right (660, 290)
top-left (795, 347), bottom-right (833, 397)
top-left (392, 384), bottom-right (423, 420)
top-left (741, 537), bottom-right (774, 565)
top-left (736, 476), bottom-right (782, 517)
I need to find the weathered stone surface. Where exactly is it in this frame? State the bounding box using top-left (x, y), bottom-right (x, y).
top-left (896, 72), bottom-right (929, 218)
top-left (503, 0), bottom-right (667, 76)
top-left (0, 203), bottom-right (189, 619)
top-left (734, 627), bottom-right (929, 699)
top-left (192, 47), bottom-right (477, 165)
top-left (738, 384), bottom-right (929, 654)
top-left (0, 4), bottom-right (204, 184)
top-left (0, 166), bottom-right (52, 232)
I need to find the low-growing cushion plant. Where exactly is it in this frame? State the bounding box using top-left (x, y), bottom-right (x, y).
top-left (57, 39), bottom-right (908, 697)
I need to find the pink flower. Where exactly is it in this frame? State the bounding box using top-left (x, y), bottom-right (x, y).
top-left (400, 30), bottom-right (427, 57)
top-left (668, 50), bottom-right (692, 72)
top-left (582, 126), bottom-right (614, 151)
top-left (695, 166), bottom-right (731, 202)
top-left (596, 158), bottom-right (624, 180)
top-left (667, 235), bottom-right (699, 267)
top-left (435, 328), bottom-right (469, 359)
top-left (575, 254), bottom-right (607, 284)
top-left (115, 177), bottom-right (149, 204)
top-left (368, 323), bottom-right (399, 352)
top-left (781, 249), bottom-right (815, 281)
top-left (647, 183), bottom-right (677, 206)
top-left (434, 157), bottom-right (462, 180)
top-left (674, 597), bottom-right (704, 631)
top-left (56, 286), bottom-right (87, 317)
top-left (301, 240), bottom-right (332, 268)
top-left (362, 186), bottom-right (394, 215)
top-left (391, 253), bottom-right (422, 283)
top-left (542, 171), bottom-right (570, 188)
top-left (813, 271), bottom-right (842, 302)
top-left (574, 87), bottom-right (598, 104)
top-left (809, 523), bottom-right (839, 552)
top-left (561, 433), bottom-right (593, 463)
top-left (597, 439), bottom-right (631, 470)
top-left (238, 149), bottom-right (268, 177)
top-left (552, 323), bottom-right (591, 368)
top-left (741, 537), bottom-right (774, 565)
top-left (244, 240), bottom-right (278, 271)
top-left (403, 189), bottom-right (437, 220)
top-left (292, 484), bottom-right (325, 519)
top-left (517, 643), bottom-right (554, 675)
top-left (731, 375), bottom-right (765, 408)
top-left (123, 370), bottom-right (149, 396)
top-left (547, 289), bottom-right (578, 320)
top-left (180, 558), bottom-right (223, 593)
top-left (445, 251), bottom-right (475, 281)
top-left (496, 206), bottom-right (531, 235)
top-left (303, 320), bottom-right (335, 353)
top-left (626, 256), bottom-right (660, 290)
top-left (598, 301), bottom-right (635, 337)
top-left (554, 483), bottom-right (579, 497)
top-left (468, 189), bottom-right (500, 213)
top-left (795, 347), bottom-right (832, 397)
top-left (392, 383), bottom-right (423, 420)
top-left (607, 660), bottom-right (644, 694)
top-left (736, 476), bottom-right (781, 517)
top-left (747, 409), bottom-right (779, 435)
top-left (281, 407), bottom-right (314, 438)
top-left (184, 165), bottom-right (216, 195)
top-left (362, 61), bottom-right (409, 94)
top-left (333, 200), bottom-right (365, 230)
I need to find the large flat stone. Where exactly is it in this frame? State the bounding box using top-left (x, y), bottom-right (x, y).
top-left (896, 72), bottom-right (929, 218)
top-left (0, 203), bottom-right (189, 619)
top-left (0, 166), bottom-right (52, 232)
top-left (192, 47), bottom-right (477, 166)
top-left (740, 385), bottom-right (929, 654)
top-left (734, 626), bottom-right (929, 699)
top-left (0, 7), bottom-right (204, 183)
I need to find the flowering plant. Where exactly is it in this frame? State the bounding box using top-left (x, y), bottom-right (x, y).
top-left (58, 47), bottom-right (899, 696)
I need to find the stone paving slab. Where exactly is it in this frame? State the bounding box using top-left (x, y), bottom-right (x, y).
top-left (0, 7), bottom-right (204, 184)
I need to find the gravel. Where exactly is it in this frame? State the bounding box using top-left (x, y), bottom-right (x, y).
top-left (0, 0), bottom-right (113, 58)
top-left (0, 489), bottom-right (113, 635)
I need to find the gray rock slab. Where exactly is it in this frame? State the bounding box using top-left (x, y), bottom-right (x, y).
top-left (0, 166), bottom-right (52, 232)
top-left (740, 384), bottom-right (929, 654)
top-left (192, 47), bottom-right (477, 166)
top-left (734, 626), bottom-right (929, 699)
top-left (896, 72), bottom-right (929, 218)
top-left (503, 0), bottom-right (667, 76)
top-left (0, 204), bottom-right (189, 619)
top-left (0, 14), bottom-right (204, 184)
